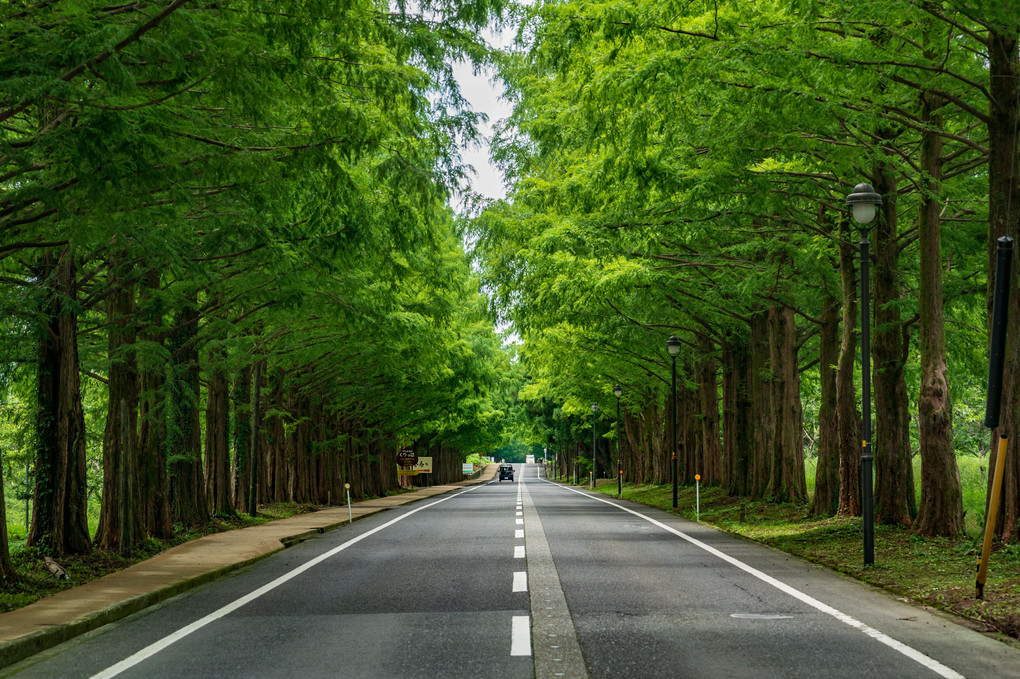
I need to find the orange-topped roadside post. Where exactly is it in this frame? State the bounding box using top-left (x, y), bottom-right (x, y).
top-left (695, 474), bottom-right (701, 522)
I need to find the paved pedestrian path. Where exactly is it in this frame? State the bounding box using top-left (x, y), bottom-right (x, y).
top-left (0, 465), bottom-right (497, 669)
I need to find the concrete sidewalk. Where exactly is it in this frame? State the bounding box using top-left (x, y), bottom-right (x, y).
top-left (0, 465), bottom-right (497, 669)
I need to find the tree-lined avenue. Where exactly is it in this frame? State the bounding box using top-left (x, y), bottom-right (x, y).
top-left (5, 467), bottom-right (1018, 678)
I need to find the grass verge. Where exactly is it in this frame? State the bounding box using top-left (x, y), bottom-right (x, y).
top-left (578, 477), bottom-right (1020, 642)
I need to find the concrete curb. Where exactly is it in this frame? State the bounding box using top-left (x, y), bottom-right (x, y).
top-left (0, 466), bottom-right (497, 670)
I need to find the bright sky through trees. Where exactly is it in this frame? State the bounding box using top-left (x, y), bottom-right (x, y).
top-left (454, 60), bottom-right (511, 202)
top-left (451, 20), bottom-right (515, 205)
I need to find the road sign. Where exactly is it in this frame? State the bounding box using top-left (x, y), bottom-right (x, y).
top-left (413, 457), bottom-right (433, 474)
top-left (396, 447), bottom-right (417, 467)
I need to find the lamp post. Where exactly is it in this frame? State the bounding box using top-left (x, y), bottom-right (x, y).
top-left (591, 403), bottom-right (599, 489)
top-left (846, 182), bottom-right (882, 567)
top-left (614, 384), bottom-right (623, 497)
top-left (666, 335), bottom-right (682, 508)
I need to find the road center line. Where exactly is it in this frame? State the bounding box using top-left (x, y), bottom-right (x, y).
top-left (522, 475), bottom-right (589, 678)
top-left (90, 483), bottom-right (487, 679)
top-left (544, 480), bottom-right (963, 679)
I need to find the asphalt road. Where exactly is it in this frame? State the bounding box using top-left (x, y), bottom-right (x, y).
top-left (7, 465), bottom-right (1020, 678)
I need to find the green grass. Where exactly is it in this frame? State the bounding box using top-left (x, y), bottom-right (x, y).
top-left (585, 477), bottom-right (1020, 641)
top-left (956, 455), bottom-right (990, 535)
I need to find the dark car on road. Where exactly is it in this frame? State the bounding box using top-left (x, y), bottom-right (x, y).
top-left (498, 464), bottom-right (514, 481)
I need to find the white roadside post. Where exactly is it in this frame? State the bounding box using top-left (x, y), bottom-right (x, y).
top-left (345, 483), bottom-right (352, 524)
top-left (695, 474), bottom-right (701, 522)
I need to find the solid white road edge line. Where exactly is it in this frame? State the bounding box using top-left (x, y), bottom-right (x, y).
top-left (511, 615), bottom-right (531, 656)
top-left (545, 480), bottom-right (964, 679)
top-left (90, 483), bottom-right (488, 679)
top-left (513, 571), bottom-right (528, 592)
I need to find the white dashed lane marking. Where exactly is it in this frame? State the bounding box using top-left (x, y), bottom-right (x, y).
top-left (511, 615), bottom-right (531, 656)
top-left (513, 571), bottom-right (528, 592)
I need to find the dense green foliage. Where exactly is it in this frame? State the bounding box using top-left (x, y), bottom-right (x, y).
top-left (471, 0), bottom-right (1020, 538)
top-left (0, 0), bottom-right (517, 563)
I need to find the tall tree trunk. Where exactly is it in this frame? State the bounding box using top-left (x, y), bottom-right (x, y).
top-left (137, 269), bottom-right (172, 538)
top-left (248, 360), bottom-right (264, 515)
top-left (232, 365), bottom-right (252, 513)
top-left (205, 350), bottom-right (233, 516)
top-left (766, 306), bottom-right (807, 503)
top-left (28, 248), bottom-right (92, 555)
top-left (915, 49), bottom-right (964, 537)
top-left (96, 251), bottom-right (143, 551)
top-left (749, 312), bottom-right (773, 500)
top-left (697, 335), bottom-right (722, 485)
top-left (624, 410), bottom-right (643, 483)
top-left (679, 380), bottom-right (698, 484)
top-left (167, 297), bottom-right (209, 527)
top-left (266, 372), bottom-right (286, 502)
top-left (270, 400), bottom-right (286, 503)
top-left (648, 399), bottom-right (665, 484)
top-left (722, 337), bottom-right (752, 497)
top-left (986, 19), bottom-right (1020, 543)
top-left (837, 222), bottom-right (863, 517)
top-left (813, 287), bottom-right (840, 516)
top-left (871, 164), bottom-right (916, 525)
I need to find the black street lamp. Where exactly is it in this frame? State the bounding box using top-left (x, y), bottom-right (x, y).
top-left (614, 384), bottom-right (623, 497)
top-left (846, 182), bottom-right (882, 567)
top-left (591, 403), bottom-right (599, 489)
top-left (666, 335), bottom-right (682, 508)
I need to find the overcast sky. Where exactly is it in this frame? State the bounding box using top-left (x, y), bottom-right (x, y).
top-left (454, 61), bottom-right (512, 202)
top-left (450, 23), bottom-right (517, 207)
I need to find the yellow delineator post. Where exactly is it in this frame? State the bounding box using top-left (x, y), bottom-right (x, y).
top-left (976, 435), bottom-right (1008, 599)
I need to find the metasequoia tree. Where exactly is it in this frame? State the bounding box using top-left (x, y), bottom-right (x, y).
top-left (473, 0), bottom-right (995, 538)
top-left (0, 0), bottom-right (510, 561)
top-left (28, 250), bottom-right (91, 555)
top-left (94, 248), bottom-right (143, 551)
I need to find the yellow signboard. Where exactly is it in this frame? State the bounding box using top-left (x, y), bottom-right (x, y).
top-left (397, 457), bottom-right (432, 477)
